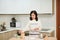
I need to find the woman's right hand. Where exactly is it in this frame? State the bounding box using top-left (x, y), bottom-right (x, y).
top-left (33, 28), bottom-right (39, 31)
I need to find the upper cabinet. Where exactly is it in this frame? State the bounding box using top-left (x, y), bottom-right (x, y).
top-left (0, 0), bottom-right (54, 14)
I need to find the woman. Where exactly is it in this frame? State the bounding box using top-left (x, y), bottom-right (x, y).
top-left (19, 10), bottom-right (42, 39)
top-left (25, 10), bottom-right (42, 31)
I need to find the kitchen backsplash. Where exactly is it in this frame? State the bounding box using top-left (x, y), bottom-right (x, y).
top-left (0, 14), bottom-right (56, 30)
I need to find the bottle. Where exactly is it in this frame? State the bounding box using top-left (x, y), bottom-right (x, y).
top-left (39, 33), bottom-right (43, 39)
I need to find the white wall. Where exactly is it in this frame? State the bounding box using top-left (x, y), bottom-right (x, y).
top-left (0, 0), bottom-right (56, 37)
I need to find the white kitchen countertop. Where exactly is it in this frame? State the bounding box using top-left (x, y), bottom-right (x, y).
top-left (0, 27), bottom-right (20, 33)
top-left (0, 27), bottom-right (54, 34)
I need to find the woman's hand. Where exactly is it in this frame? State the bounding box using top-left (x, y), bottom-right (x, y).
top-left (33, 28), bottom-right (39, 31)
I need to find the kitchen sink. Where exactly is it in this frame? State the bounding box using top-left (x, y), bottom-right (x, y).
top-left (41, 29), bottom-right (50, 31)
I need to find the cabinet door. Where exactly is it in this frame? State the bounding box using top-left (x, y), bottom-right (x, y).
top-left (0, 33), bottom-right (3, 40)
top-left (0, 30), bottom-right (17, 40)
top-left (9, 30), bottom-right (17, 38)
top-left (3, 32), bottom-right (9, 40)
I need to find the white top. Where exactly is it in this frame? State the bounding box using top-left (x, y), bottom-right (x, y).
top-left (24, 19), bottom-right (42, 31)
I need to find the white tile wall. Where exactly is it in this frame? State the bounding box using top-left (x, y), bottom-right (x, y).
top-left (0, 14), bottom-right (56, 29)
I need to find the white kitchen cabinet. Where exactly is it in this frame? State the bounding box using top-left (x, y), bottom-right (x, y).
top-left (0, 0), bottom-right (54, 14)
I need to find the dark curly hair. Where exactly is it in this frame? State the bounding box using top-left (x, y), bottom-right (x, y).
top-left (30, 10), bottom-right (38, 21)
